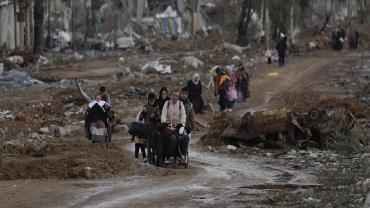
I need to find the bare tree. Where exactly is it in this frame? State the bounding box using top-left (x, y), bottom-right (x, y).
top-left (236, 0), bottom-right (254, 46)
top-left (33, 0), bottom-right (45, 53)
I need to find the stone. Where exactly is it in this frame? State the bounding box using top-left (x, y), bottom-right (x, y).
top-left (15, 112), bottom-right (32, 122)
top-left (50, 125), bottom-right (67, 137)
top-left (40, 127), bottom-right (50, 134)
top-left (181, 56), bottom-right (204, 70)
top-left (65, 125), bottom-right (82, 136)
top-left (227, 145), bottom-right (237, 150)
top-left (29, 133), bottom-right (41, 140)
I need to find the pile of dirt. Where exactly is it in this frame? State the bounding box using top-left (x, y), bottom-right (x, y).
top-left (1, 138), bottom-right (136, 180)
top-left (199, 113), bottom-right (239, 146)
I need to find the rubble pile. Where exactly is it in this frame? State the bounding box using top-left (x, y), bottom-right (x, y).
top-left (204, 106), bottom-right (360, 150)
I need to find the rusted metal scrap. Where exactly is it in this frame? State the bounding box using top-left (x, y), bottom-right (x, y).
top-left (221, 107), bottom-right (356, 149)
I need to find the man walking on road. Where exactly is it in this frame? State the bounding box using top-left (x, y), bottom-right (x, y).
top-left (276, 33), bottom-right (288, 67)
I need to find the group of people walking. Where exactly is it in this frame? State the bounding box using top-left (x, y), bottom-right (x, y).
top-left (211, 62), bottom-right (250, 112)
top-left (84, 63), bottom-right (251, 165)
top-left (132, 87), bottom-right (195, 164)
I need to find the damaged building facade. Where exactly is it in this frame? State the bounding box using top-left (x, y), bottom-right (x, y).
top-left (0, 0), bottom-right (206, 51)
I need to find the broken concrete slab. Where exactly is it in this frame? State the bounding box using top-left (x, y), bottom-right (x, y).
top-left (40, 127), bottom-right (50, 134)
top-left (142, 60), bottom-right (172, 74)
top-left (223, 42), bottom-right (246, 54)
top-left (49, 125), bottom-right (67, 138)
top-left (65, 125), bottom-right (82, 136)
top-left (181, 56), bottom-right (204, 70)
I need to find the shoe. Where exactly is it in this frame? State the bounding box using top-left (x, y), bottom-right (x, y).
top-left (143, 159), bottom-right (148, 163)
top-left (179, 157), bottom-right (185, 164)
top-left (135, 158), bottom-right (139, 162)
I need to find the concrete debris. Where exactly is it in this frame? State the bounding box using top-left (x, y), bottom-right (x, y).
top-left (0, 110), bottom-right (14, 121)
top-left (7, 55), bottom-right (24, 65)
top-left (65, 125), bottom-right (82, 136)
top-left (39, 127), bottom-right (50, 134)
top-left (28, 137), bottom-right (48, 157)
top-left (181, 56), bottom-right (204, 70)
top-left (73, 52), bottom-right (84, 60)
top-left (38, 55), bottom-right (49, 65)
top-left (15, 112), bottom-right (33, 122)
top-left (29, 133), bottom-right (41, 140)
top-left (117, 37), bottom-right (136, 49)
top-left (219, 106), bottom-right (356, 150)
top-left (52, 31), bottom-right (71, 50)
top-left (49, 125), bottom-right (67, 138)
top-left (0, 69), bottom-right (42, 87)
top-left (227, 145), bottom-right (237, 150)
top-left (223, 43), bottom-right (246, 54)
top-left (142, 60), bottom-right (172, 74)
top-left (232, 56), bottom-right (241, 62)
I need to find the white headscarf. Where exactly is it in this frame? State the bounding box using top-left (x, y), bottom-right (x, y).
top-left (192, 73), bottom-right (200, 85)
top-left (88, 100), bottom-right (106, 108)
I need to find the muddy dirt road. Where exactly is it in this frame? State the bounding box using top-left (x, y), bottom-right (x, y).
top-left (0, 135), bottom-right (317, 208)
top-left (0, 51), bottom-right (362, 208)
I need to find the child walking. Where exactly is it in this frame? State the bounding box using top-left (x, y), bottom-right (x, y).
top-left (133, 135), bottom-right (147, 162)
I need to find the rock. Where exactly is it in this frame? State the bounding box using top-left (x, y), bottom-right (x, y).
top-left (15, 112), bottom-right (32, 122)
top-left (40, 127), bottom-right (50, 134)
top-left (49, 125), bottom-right (67, 137)
top-left (29, 133), bottom-right (41, 140)
top-left (227, 145), bottom-right (237, 150)
top-left (181, 56), bottom-right (204, 70)
top-left (28, 138), bottom-right (48, 157)
top-left (223, 42), bottom-right (245, 54)
top-left (65, 125), bottom-right (82, 136)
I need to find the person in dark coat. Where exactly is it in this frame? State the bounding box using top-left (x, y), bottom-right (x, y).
top-left (235, 63), bottom-right (250, 102)
top-left (187, 73), bottom-right (205, 114)
top-left (349, 31), bottom-right (360, 49)
top-left (85, 95), bottom-right (111, 145)
top-left (276, 33), bottom-right (288, 67)
top-left (140, 92), bottom-right (160, 164)
top-left (155, 87), bottom-right (170, 113)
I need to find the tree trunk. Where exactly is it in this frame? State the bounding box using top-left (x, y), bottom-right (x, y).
top-left (265, 0), bottom-right (271, 47)
top-left (289, 4), bottom-right (294, 41)
top-left (236, 0), bottom-right (253, 46)
top-left (33, 0), bottom-right (45, 53)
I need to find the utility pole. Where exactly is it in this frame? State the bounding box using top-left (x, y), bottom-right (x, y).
top-left (13, 0), bottom-right (17, 49)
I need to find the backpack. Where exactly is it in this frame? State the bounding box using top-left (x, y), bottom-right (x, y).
top-left (167, 101), bottom-right (182, 111)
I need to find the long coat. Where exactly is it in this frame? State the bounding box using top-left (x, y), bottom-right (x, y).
top-left (187, 80), bottom-right (204, 114)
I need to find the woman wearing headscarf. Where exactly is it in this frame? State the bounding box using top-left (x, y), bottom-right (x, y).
top-left (225, 66), bottom-right (238, 112)
top-left (85, 95), bottom-right (112, 144)
top-left (187, 73), bottom-right (205, 114)
top-left (155, 87), bottom-right (170, 114)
